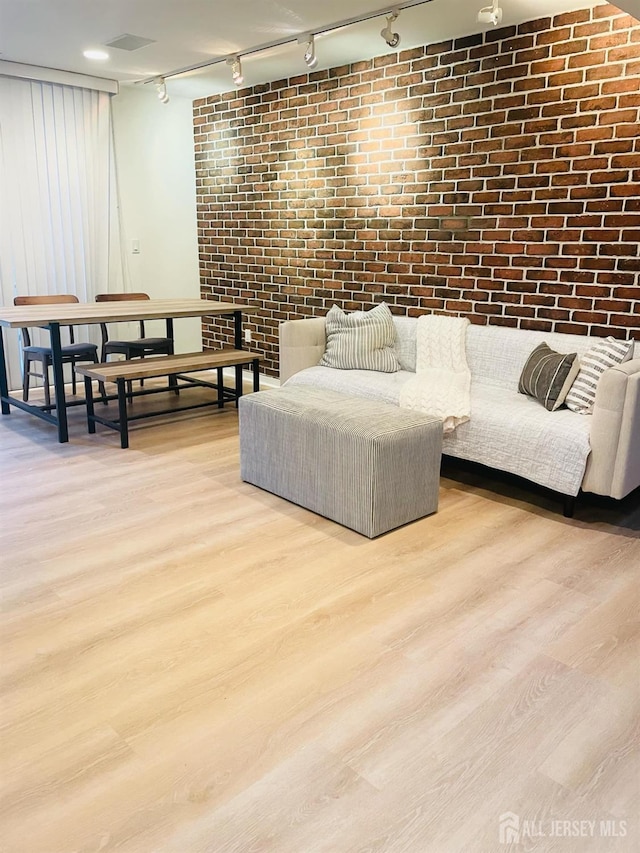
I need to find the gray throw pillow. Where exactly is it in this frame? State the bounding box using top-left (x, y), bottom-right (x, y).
top-left (320, 302), bottom-right (400, 372)
top-left (518, 342), bottom-right (579, 411)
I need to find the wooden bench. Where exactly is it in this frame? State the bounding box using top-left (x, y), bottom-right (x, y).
top-left (76, 349), bottom-right (260, 448)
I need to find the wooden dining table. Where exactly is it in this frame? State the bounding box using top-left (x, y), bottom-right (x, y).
top-left (0, 298), bottom-right (260, 443)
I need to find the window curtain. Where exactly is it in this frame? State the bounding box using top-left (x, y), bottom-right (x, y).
top-left (0, 76), bottom-right (124, 390)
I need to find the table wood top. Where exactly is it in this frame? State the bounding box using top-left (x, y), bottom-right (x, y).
top-left (0, 299), bottom-right (260, 328)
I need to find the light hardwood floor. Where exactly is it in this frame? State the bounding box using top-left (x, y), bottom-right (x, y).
top-left (1, 387), bottom-right (638, 853)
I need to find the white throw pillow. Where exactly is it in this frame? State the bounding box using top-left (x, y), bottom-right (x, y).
top-left (320, 302), bottom-right (400, 372)
top-left (565, 336), bottom-right (633, 414)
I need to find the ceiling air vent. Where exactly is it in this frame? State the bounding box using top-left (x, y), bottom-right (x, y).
top-left (104, 34), bottom-right (156, 51)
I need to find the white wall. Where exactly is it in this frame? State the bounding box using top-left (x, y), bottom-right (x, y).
top-left (111, 86), bottom-right (201, 352)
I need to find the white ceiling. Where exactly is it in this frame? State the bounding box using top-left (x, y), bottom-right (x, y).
top-left (1, 0), bottom-right (637, 100)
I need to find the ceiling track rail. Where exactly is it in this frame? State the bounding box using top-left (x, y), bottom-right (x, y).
top-left (137, 0), bottom-right (435, 85)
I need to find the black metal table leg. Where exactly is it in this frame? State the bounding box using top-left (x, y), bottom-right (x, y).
top-left (166, 317), bottom-right (175, 353)
top-left (49, 322), bottom-right (68, 443)
top-left (84, 376), bottom-right (96, 434)
top-left (117, 378), bottom-right (129, 449)
top-left (252, 358), bottom-right (260, 392)
top-left (0, 329), bottom-right (10, 415)
top-left (216, 366), bottom-right (224, 408)
top-left (234, 363), bottom-right (243, 407)
top-left (166, 317), bottom-right (179, 395)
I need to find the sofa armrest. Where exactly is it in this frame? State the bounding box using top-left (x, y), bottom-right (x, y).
top-left (582, 358), bottom-right (640, 499)
top-left (279, 317), bottom-right (327, 384)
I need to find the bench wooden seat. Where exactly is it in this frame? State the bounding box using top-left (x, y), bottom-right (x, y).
top-left (76, 349), bottom-right (260, 448)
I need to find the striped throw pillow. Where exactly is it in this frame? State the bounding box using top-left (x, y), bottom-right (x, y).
top-left (320, 302), bottom-right (400, 372)
top-left (518, 343), bottom-right (579, 411)
top-left (565, 337), bottom-right (634, 414)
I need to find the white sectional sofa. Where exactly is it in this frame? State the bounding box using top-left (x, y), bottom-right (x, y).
top-left (279, 316), bottom-right (640, 515)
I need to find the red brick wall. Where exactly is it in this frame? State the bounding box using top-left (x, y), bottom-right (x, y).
top-left (194, 3), bottom-right (640, 377)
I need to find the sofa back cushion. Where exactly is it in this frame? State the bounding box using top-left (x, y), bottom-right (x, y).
top-left (393, 316), bottom-right (417, 371)
top-left (392, 317), bottom-right (638, 391)
top-left (467, 326), bottom-right (638, 390)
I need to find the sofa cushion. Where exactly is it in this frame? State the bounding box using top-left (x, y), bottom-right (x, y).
top-left (285, 364), bottom-right (412, 405)
top-left (518, 342), bottom-right (579, 411)
top-left (565, 336), bottom-right (634, 414)
top-left (319, 302), bottom-right (400, 372)
top-left (442, 385), bottom-right (592, 497)
top-left (286, 365), bottom-right (592, 497)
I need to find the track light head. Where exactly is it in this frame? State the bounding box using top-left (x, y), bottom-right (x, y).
top-left (477, 1), bottom-right (503, 26)
top-left (227, 56), bottom-right (244, 86)
top-left (380, 10), bottom-right (400, 49)
top-left (303, 34), bottom-right (318, 69)
top-left (154, 77), bottom-right (169, 104)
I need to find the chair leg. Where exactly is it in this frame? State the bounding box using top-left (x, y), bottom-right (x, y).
top-left (139, 354), bottom-right (145, 394)
top-left (86, 354), bottom-right (105, 404)
top-left (22, 355), bottom-right (30, 402)
top-left (127, 349), bottom-right (135, 402)
top-left (71, 362), bottom-right (77, 396)
top-left (42, 360), bottom-right (51, 409)
top-left (99, 352), bottom-right (108, 403)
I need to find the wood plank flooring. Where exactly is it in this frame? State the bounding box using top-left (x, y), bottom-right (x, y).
top-left (0, 387), bottom-right (638, 853)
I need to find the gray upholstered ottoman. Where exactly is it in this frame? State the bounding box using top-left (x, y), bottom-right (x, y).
top-left (239, 387), bottom-right (442, 538)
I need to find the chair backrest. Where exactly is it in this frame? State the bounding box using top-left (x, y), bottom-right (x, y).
top-left (95, 293), bottom-right (151, 302)
top-left (95, 292), bottom-right (151, 338)
top-left (14, 294), bottom-right (80, 306)
top-left (14, 294), bottom-right (80, 346)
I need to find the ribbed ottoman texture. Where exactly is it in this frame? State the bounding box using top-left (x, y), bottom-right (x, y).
top-left (239, 387), bottom-right (442, 538)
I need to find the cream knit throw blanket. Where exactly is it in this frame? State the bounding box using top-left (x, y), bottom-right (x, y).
top-left (399, 315), bottom-right (471, 434)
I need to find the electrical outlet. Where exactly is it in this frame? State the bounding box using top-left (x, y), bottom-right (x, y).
top-left (244, 329), bottom-right (252, 343)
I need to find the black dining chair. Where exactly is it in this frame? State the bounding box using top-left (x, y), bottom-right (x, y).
top-left (95, 292), bottom-right (174, 362)
top-left (14, 294), bottom-right (99, 407)
top-left (95, 292), bottom-right (175, 399)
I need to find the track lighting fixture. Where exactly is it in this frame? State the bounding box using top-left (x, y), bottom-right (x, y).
top-left (142, 1), bottom-right (444, 95)
top-left (380, 10), bottom-right (401, 49)
top-left (155, 77), bottom-right (169, 104)
top-left (477, 0), bottom-right (503, 26)
top-left (227, 56), bottom-right (244, 86)
top-left (303, 34), bottom-right (318, 69)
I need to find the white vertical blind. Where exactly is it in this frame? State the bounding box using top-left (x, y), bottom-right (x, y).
top-left (0, 76), bottom-right (124, 390)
